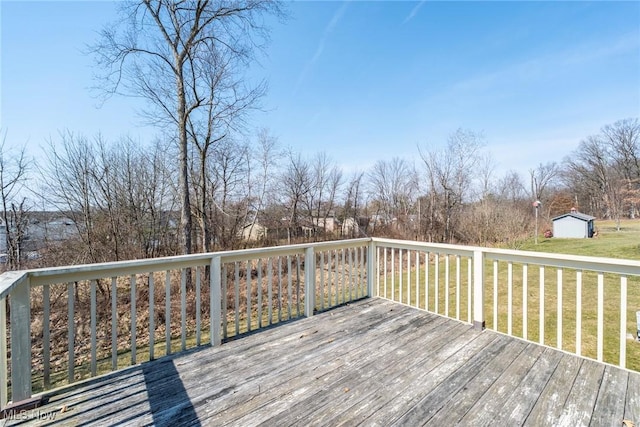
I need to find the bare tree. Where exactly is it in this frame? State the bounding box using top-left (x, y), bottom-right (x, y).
top-left (419, 129), bottom-right (484, 243)
top-left (92, 0), bottom-right (284, 254)
top-left (368, 157), bottom-right (417, 236)
top-left (302, 152), bottom-right (342, 240)
top-left (0, 130), bottom-right (30, 270)
top-left (208, 137), bottom-right (251, 250)
top-left (564, 135), bottom-right (623, 227)
top-left (43, 131), bottom-right (100, 262)
top-left (282, 152), bottom-right (311, 243)
top-left (342, 171), bottom-right (366, 238)
top-left (563, 119), bottom-right (640, 229)
top-left (105, 137), bottom-right (177, 258)
top-left (42, 132), bottom-right (177, 263)
top-left (243, 128), bottom-right (281, 245)
top-left (185, 28), bottom-right (271, 251)
top-left (498, 171), bottom-right (527, 204)
top-left (461, 169), bottom-right (531, 247)
top-left (467, 153), bottom-right (498, 245)
top-left (601, 118), bottom-right (640, 218)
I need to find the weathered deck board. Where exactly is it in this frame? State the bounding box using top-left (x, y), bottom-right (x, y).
top-left (232, 318), bottom-right (456, 423)
top-left (8, 298), bottom-right (640, 427)
top-left (419, 337), bottom-right (529, 425)
top-left (523, 353), bottom-right (582, 426)
top-left (590, 365), bottom-right (629, 426)
top-left (556, 359), bottom-right (605, 426)
top-left (205, 308), bottom-right (452, 426)
top-left (493, 347), bottom-right (564, 424)
top-left (265, 321), bottom-right (476, 427)
top-left (351, 332), bottom-right (504, 427)
top-left (457, 342), bottom-right (547, 425)
top-left (625, 370), bottom-right (640, 424)
top-left (378, 334), bottom-right (514, 426)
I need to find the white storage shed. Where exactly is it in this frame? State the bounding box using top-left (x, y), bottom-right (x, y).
top-left (552, 210), bottom-right (596, 238)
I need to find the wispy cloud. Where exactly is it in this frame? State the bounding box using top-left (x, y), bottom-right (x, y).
top-left (403, 1), bottom-right (427, 25)
top-left (447, 31), bottom-right (640, 97)
top-left (561, 31), bottom-right (640, 67)
top-left (293, 1), bottom-right (349, 96)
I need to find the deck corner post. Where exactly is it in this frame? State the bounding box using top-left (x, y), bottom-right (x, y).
top-left (304, 246), bottom-right (316, 317)
top-left (367, 240), bottom-right (376, 297)
top-left (10, 274), bottom-right (32, 402)
top-left (0, 296), bottom-right (8, 409)
top-left (210, 256), bottom-right (222, 346)
top-left (472, 249), bottom-right (485, 330)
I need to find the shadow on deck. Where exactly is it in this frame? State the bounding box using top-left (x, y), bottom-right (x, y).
top-left (8, 298), bottom-right (640, 426)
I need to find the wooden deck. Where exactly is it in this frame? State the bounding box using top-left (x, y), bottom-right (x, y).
top-left (8, 298), bottom-right (640, 426)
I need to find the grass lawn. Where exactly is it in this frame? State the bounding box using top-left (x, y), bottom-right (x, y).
top-left (519, 219), bottom-right (640, 260)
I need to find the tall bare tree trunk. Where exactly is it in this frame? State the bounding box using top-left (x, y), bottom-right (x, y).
top-left (177, 72), bottom-right (192, 255)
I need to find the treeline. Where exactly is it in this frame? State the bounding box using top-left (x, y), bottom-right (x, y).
top-left (1, 117), bottom-right (638, 270)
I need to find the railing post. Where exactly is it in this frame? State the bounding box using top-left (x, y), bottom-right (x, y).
top-left (210, 256), bottom-right (222, 346)
top-left (10, 275), bottom-right (32, 402)
top-left (473, 249), bottom-right (485, 330)
top-left (0, 297), bottom-right (7, 408)
top-left (367, 240), bottom-right (376, 297)
top-left (304, 247), bottom-right (316, 317)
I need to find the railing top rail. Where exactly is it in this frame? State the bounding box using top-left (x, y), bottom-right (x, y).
top-left (216, 238), bottom-right (370, 263)
top-left (371, 238), bottom-right (475, 257)
top-left (26, 253), bottom-right (216, 287)
top-left (0, 271), bottom-right (29, 300)
top-left (2, 236), bottom-right (640, 296)
top-left (0, 238), bottom-right (372, 290)
top-left (482, 246), bottom-right (640, 276)
top-left (372, 237), bottom-right (640, 276)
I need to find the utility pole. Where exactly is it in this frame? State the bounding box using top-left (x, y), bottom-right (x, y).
top-left (533, 200), bottom-right (541, 244)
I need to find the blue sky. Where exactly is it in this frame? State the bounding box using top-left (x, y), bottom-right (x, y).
top-left (1, 1), bottom-right (639, 177)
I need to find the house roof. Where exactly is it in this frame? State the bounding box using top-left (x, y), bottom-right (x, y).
top-left (552, 211), bottom-right (596, 222)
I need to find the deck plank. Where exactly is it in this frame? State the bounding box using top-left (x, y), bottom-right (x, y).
top-left (386, 334), bottom-right (521, 426)
top-left (589, 365), bottom-right (628, 426)
top-left (10, 298), bottom-right (640, 427)
top-left (113, 300), bottom-right (420, 426)
top-left (203, 310), bottom-right (452, 426)
top-left (493, 346), bottom-right (564, 424)
top-left (523, 353), bottom-right (582, 426)
top-left (260, 320), bottom-right (477, 427)
top-left (336, 330), bottom-right (500, 427)
top-left (28, 300), bottom-right (402, 426)
top-left (456, 342), bottom-right (546, 425)
top-left (625, 369), bottom-right (640, 424)
top-left (555, 358), bottom-right (605, 426)
top-left (400, 337), bottom-right (529, 426)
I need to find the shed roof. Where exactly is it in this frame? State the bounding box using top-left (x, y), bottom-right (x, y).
top-left (552, 212), bottom-right (596, 222)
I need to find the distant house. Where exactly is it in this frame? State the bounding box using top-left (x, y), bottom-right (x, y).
top-left (241, 222), bottom-right (268, 241)
top-left (312, 216), bottom-right (339, 233)
top-left (341, 217), bottom-right (360, 237)
top-left (552, 209), bottom-right (596, 238)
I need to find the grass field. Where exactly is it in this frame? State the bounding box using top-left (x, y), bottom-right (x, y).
top-left (519, 219), bottom-right (640, 260)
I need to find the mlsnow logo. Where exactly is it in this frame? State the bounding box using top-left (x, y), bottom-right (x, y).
top-left (4, 408), bottom-right (58, 421)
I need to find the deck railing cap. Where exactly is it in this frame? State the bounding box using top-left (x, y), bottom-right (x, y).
top-left (2, 236), bottom-right (640, 294)
top-left (0, 270), bottom-right (29, 300)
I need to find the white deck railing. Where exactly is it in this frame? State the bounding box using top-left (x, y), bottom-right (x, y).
top-left (0, 238), bottom-right (373, 408)
top-left (373, 238), bottom-right (640, 372)
top-left (1, 237), bottom-right (639, 409)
